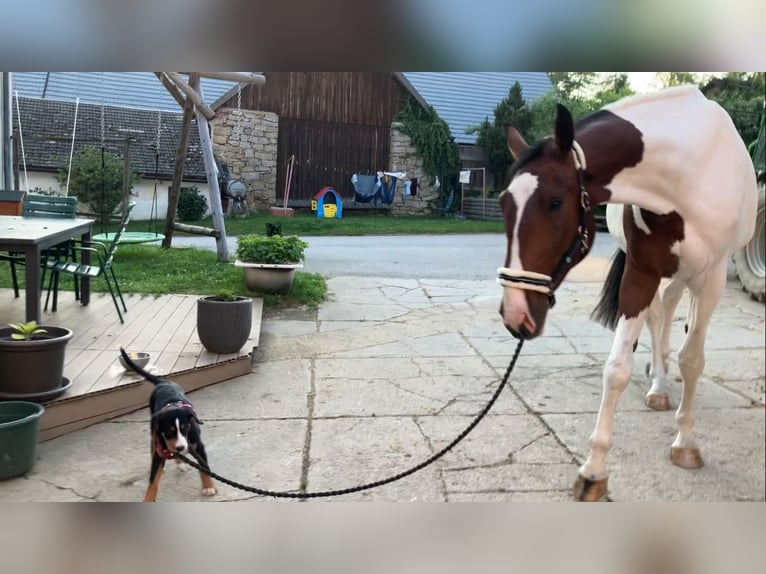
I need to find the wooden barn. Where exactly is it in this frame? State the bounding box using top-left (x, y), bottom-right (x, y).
top-left (213, 72), bottom-right (409, 208)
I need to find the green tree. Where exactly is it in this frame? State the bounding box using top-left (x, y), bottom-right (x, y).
top-left (547, 72), bottom-right (598, 99)
top-left (702, 72), bottom-right (765, 147)
top-left (57, 146), bottom-right (138, 224)
top-left (527, 91), bottom-right (595, 142)
top-left (658, 72), bottom-right (697, 87)
top-left (467, 82), bottom-right (532, 189)
top-left (591, 73), bottom-right (635, 107)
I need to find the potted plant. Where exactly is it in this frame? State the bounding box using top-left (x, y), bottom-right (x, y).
top-left (0, 321), bottom-right (73, 401)
top-left (196, 290), bottom-right (253, 354)
top-left (234, 234), bottom-right (308, 293)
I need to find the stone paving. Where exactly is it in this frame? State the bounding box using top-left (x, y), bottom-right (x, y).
top-left (1, 262), bottom-right (763, 501)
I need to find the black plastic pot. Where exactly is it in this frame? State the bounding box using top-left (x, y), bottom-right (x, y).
top-left (0, 326), bottom-right (73, 401)
top-left (196, 296), bottom-right (252, 354)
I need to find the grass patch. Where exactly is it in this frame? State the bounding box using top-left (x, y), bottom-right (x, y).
top-left (0, 245), bottom-right (326, 310)
top-left (100, 211), bottom-right (504, 237)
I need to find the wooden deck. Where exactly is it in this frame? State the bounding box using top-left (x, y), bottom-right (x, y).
top-left (0, 289), bottom-right (263, 441)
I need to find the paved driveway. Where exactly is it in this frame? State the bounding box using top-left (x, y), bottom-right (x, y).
top-left (1, 231), bottom-right (763, 501)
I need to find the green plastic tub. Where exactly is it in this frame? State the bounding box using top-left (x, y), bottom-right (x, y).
top-left (0, 401), bottom-right (45, 480)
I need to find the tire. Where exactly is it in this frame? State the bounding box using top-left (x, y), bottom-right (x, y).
top-left (733, 179), bottom-right (765, 303)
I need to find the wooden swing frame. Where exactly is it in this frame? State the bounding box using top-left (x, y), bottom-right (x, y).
top-left (154, 72), bottom-right (265, 261)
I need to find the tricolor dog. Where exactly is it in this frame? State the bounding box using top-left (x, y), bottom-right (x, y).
top-left (119, 348), bottom-right (217, 502)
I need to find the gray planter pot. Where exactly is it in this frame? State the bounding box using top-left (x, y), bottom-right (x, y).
top-left (234, 260), bottom-right (303, 293)
top-left (196, 296), bottom-right (253, 354)
top-left (0, 326), bottom-right (73, 401)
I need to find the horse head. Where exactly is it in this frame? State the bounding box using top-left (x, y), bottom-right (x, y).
top-left (498, 104), bottom-right (597, 340)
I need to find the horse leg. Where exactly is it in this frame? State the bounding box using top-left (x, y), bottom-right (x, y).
top-left (574, 309), bottom-right (650, 501)
top-left (644, 277), bottom-right (686, 410)
top-left (670, 266), bottom-right (725, 470)
top-left (644, 290), bottom-right (670, 410)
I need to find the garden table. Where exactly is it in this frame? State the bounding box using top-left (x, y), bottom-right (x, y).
top-left (0, 215), bottom-right (95, 322)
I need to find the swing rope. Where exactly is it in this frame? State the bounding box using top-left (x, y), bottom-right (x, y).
top-left (149, 110), bottom-right (162, 236)
top-left (64, 97), bottom-right (79, 197)
top-left (100, 74), bottom-right (106, 235)
top-left (13, 90), bottom-right (29, 192)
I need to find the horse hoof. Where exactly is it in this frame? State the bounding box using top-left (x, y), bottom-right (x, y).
top-left (671, 447), bottom-right (704, 469)
top-left (645, 393), bottom-right (671, 411)
top-left (572, 475), bottom-right (610, 502)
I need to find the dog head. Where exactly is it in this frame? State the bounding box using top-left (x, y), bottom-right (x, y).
top-left (152, 403), bottom-right (202, 457)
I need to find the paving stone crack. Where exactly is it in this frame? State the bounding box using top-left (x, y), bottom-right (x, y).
top-left (40, 479), bottom-right (100, 501)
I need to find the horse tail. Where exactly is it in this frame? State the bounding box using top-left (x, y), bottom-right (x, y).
top-left (590, 248), bottom-right (626, 331)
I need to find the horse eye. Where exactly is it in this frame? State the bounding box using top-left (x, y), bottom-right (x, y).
top-left (549, 198), bottom-right (563, 211)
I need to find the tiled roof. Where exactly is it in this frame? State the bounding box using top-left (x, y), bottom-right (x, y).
top-left (10, 72), bottom-right (235, 112)
top-left (400, 72), bottom-right (553, 145)
top-left (14, 97), bottom-right (206, 181)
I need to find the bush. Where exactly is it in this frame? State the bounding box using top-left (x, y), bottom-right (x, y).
top-left (177, 187), bottom-right (208, 222)
top-left (57, 146), bottom-right (137, 224)
top-left (236, 234), bottom-right (308, 264)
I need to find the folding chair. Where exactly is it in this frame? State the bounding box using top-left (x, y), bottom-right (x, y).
top-left (23, 194), bottom-right (81, 299)
top-left (45, 202), bottom-right (135, 324)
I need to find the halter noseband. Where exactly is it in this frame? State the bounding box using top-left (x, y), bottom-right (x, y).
top-left (497, 141), bottom-right (593, 309)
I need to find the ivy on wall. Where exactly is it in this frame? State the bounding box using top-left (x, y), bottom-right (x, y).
top-left (394, 92), bottom-right (459, 181)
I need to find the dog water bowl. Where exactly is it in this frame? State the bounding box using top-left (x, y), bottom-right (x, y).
top-left (119, 352), bottom-right (151, 370)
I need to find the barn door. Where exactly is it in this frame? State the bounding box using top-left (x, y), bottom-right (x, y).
top-left (276, 118), bottom-right (390, 206)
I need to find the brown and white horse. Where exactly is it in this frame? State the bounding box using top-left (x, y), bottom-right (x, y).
top-left (497, 86), bottom-right (758, 501)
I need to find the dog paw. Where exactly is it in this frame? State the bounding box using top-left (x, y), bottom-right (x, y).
top-left (202, 487), bottom-right (217, 497)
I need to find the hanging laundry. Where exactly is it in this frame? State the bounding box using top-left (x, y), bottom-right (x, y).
top-left (351, 173), bottom-right (381, 205)
top-left (379, 174), bottom-right (397, 205)
top-left (402, 180), bottom-right (411, 205)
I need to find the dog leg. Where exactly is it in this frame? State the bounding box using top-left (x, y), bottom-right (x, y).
top-left (143, 453), bottom-right (165, 502)
top-left (191, 443), bottom-right (217, 497)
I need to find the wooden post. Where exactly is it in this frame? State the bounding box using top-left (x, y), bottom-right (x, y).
top-left (154, 72), bottom-right (185, 108)
top-left (188, 72), bottom-right (266, 84)
top-left (193, 77), bottom-right (229, 261)
top-left (166, 72), bottom-right (216, 120)
top-left (162, 92), bottom-right (195, 249)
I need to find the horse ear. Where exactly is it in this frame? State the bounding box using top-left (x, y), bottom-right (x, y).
top-left (554, 103), bottom-right (574, 153)
top-left (506, 125), bottom-right (528, 160)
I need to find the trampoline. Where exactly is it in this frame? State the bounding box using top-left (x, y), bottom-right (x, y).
top-left (92, 231), bottom-right (165, 244)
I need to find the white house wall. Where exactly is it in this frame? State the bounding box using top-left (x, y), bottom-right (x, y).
top-left (21, 171), bottom-right (212, 220)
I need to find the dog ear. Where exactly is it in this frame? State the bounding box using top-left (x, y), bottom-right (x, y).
top-left (193, 415), bottom-right (204, 425)
top-left (150, 412), bottom-right (161, 433)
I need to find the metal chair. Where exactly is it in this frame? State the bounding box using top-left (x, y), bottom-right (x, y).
top-left (26, 194), bottom-right (80, 299)
top-left (44, 202), bottom-right (135, 324)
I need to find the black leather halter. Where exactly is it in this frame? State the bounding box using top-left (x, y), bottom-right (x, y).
top-left (497, 143), bottom-right (593, 309)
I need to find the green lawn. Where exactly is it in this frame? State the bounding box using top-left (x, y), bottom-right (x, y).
top-left (99, 210), bottom-right (505, 237)
top-left (0, 245), bottom-right (326, 310)
top-left (2, 211), bottom-right (502, 311)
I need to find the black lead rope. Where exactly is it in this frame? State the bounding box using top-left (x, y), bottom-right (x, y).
top-left (175, 339), bottom-right (525, 499)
